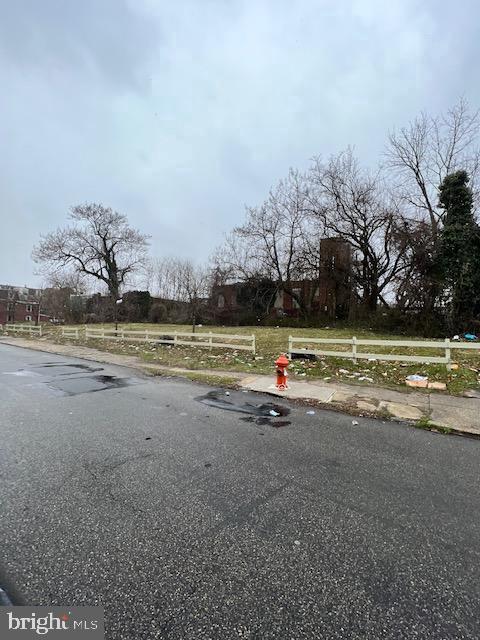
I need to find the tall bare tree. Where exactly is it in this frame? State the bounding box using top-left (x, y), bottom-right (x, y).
top-left (215, 169), bottom-right (322, 316)
top-left (309, 149), bottom-right (408, 312)
top-left (385, 99), bottom-right (480, 314)
top-left (385, 98), bottom-right (480, 240)
top-left (33, 204), bottom-right (150, 317)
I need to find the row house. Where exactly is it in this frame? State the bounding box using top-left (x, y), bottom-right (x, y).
top-left (0, 285), bottom-right (45, 325)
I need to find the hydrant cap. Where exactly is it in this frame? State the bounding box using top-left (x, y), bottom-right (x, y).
top-left (275, 353), bottom-right (289, 367)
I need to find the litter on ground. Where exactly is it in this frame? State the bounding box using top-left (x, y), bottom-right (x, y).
top-left (406, 374), bottom-right (428, 388)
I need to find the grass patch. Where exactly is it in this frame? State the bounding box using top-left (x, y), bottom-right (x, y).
top-left (142, 367), bottom-right (239, 388)
top-left (414, 416), bottom-right (453, 434)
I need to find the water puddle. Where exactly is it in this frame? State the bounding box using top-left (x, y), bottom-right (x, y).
top-left (195, 390), bottom-right (291, 428)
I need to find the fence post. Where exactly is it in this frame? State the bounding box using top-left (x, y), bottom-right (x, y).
top-left (252, 334), bottom-right (256, 355)
top-left (39, 325), bottom-right (42, 337)
top-left (101, 327), bottom-right (105, 339)
top-left (352, 336), bottom-right (357, 364)
top-left (174, 331), bottom-right (177, 346)
top-left (209, 331), bottom-right (213, 350)
top-left (445, 338), bottom-right (451, 371)
top-left (288, 336), bottom-right (292, 358)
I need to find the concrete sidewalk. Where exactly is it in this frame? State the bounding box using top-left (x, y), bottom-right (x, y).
top-left (1, 335), bottom-right (479, 436)
top-left (241, 375), bottom-right (480, 436)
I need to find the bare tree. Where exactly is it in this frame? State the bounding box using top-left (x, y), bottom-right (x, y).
top-left (215, 169), bottom-right (322, 316)
top-left (385, 98), bottom-right (480, 239)
top-left (148, 257), bottom-right (211, 331)
top-left (43, 270), bottom-right (86, 295)
top-left (38, 271), bottom-right (86, 324)
top-left (33, 203), bottom-right (150, 320)
top-left (309, 149), bottom-right (408, 312)
top-left (385, 99), bottom-right (480, 314)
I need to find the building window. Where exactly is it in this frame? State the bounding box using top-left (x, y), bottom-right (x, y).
top-left (217, 294), bottom-right (225, 309)
top-left (25, 315), bottom-right (32, 322)
top-left (26, 305), bottom-right (32, 312)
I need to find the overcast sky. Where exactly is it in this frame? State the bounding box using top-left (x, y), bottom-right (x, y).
top-left (1, 0), bottom-right (479, 287)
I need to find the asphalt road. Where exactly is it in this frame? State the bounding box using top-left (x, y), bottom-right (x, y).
top-left (0, 342), bottom-right (479, 639)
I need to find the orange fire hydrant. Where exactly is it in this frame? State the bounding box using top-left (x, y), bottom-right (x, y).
top-left (275, 353), bottom-right (289, 390)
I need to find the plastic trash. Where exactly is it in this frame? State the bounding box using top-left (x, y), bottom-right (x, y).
top-left (225, 391), bottom-right (230, 396)
top-left (464, 333), bottom-right (477, 341)
top-left (452, 334), bottom-right (460, 341)
top-left (405, 374), bottom-right (428, 388)
top-left (352, 420), bottom-right (359, 425)
top-left (269, 409), bottom-right (280, 417)
top-left (306, 410), bottom-right (315, 415)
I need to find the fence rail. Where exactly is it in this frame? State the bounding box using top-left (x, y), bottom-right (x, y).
top-left (84, 328), bottom-right (255, 353)
top-left (1, 323), bottom-right (42, 336)
top-left (288, 335), bottom-right (480, 370)
top-left (61, 327), bottom-right (80, 339)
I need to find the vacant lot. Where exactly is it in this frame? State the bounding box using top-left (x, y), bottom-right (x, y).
top-left (6, 322), bottom-right (480, 394)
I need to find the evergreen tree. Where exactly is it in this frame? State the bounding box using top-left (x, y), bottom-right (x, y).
top-left (437, 171), bottom-right (480, 329)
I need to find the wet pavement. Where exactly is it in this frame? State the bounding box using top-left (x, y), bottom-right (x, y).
top-left (2, 358), bottom-right (139, 396)
top-left (196, 389), bottom-right (291, 427)
top-left (1, 343), bottom-right (480, 639)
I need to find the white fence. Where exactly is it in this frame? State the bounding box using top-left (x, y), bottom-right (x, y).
top-left (288, 335), bottom-right (480, 370)
top-left (61, 327), bottom-right (80, 339)
top-left (1, 323), bottom-right (42, 336)
top-left (85, 328), bottom-right (256, 353)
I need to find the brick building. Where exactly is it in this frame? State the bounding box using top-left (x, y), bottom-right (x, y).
top-left (0, 285), bottom-right (46, 325)
top-left (211, 237), bottom-right (353, 322)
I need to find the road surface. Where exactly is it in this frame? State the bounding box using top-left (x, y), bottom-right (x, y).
top-left (0, 342), bottom-right (479, 639)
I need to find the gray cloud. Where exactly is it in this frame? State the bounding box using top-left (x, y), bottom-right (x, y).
top-left (1, 0), bottom-right (479, 286)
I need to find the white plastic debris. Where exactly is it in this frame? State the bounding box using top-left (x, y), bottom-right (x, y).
top-left (352, 420), bottom-right (359, 425)
top-left (269, 409), bottom-right (280, 417)
top-left (225, 391), bottom-right (230, 396)
top-left (452, 334), bottom-right (460, 341)
top-left (306, 410), bottom-right (315, 415)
